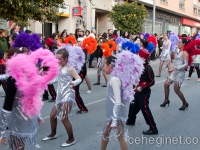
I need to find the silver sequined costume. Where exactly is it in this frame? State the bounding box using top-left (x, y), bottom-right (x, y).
top-left (169, 52), bottom-right (185, 84)
top-left (160, 40), bottom-right (171, 61)
top-left (0, 93), bottom-right (39, 150)
top-left (53, 66), bottom-right (76, 119)
top-left (102, 77), bottom-right (128, 141)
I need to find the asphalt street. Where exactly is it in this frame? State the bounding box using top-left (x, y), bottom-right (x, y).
top-left (0, 59), bottom-right (200, 150)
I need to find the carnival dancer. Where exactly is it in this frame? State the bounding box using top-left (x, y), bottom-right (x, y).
top-left (126, 45), bottom-right (158, 135)
top-left (160, 38), bottom-right (188, 109)
top-left (100, 50), bottom-right (143, 150)
top-left (156, 33), bottom-right (171, 77)
top-left (0, 47), bottom-right (58, 149)
top-left (42, 49), bottom-right (82, 147)
top-left (185, 54), bottom-right (200, 81)
top-left (74, 37), bottom-right (88, 113)
top-left (43, 38), bottom-right (57, 102)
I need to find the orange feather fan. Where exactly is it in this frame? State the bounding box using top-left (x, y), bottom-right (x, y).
top-left (101, 43), bottom-right (112, 57)
top-left (106, 40), bottom-right (117, 51)
top-left (82, 37), bottom-right (97, 54)
top-left (65, 36), bottom-right (77, 45)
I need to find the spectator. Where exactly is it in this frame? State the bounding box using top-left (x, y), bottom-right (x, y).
top-left (113, 30), bottom-right (118, 39)
top-left (74, 28), bottom-right (81, 40)
top-left (0, 29), bottom-right (8, 52)
top-left (89, 28), bottom-right (96, 39)
top-left (84, 30), bottom-right (90, 38)
top-left (60, 30), bottom-right (67, 43)
top-left (51, 33), bottom-right (58, 50)
top-left (8, 33), bottom-right (18, 47)
top-left (6, 28), bottom-right (16, 48)
top-left (108, 29), bottom-right (113, 39)
top-left (122, 31), bottom-right (129, 39)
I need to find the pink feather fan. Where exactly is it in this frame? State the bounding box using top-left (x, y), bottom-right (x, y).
top-left (6, 48), bottom-right (59, 118)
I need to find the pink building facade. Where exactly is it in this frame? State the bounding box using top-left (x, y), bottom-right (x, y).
top-left (139, 0), bottom-right (200, 35)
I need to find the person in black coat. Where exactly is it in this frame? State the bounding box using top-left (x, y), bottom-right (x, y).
top-left (126, 49), bottom-right (158, 135)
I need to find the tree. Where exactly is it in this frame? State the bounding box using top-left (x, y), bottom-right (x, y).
top-left (108, 2), bottom-right (148, 34)
top-left (0, 0), bottom-right (65, 26)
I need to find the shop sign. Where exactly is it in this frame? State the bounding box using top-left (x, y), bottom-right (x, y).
top-left (58, 5), bottom-right (70, 17)
top-left (182, 18), bottom-right (200, 27)
top-left (72, 6), bottom-right (82, 16)
top-left (157, 13), bottom-right (177, 23)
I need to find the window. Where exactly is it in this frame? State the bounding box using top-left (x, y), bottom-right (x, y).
top-left (179, 0), bottom-right (185, 10)
top-left (198, 7), bottom-right (200, 16)
top-left (194, 4), bottom-right (197, 14)
top-left (142, 19), bottom-right (162, 35)
top-left (165, 24), bottom-right (179, 35)
top-left (160, 0), bottom-right (168, 4)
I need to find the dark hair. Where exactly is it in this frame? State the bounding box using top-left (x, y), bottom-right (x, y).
top-left (10, 28), bottom-right (15, 34)
top-left (25, 30), bottom-right (32, 34)
top-left (56, 49), bottom-right (69, 59)
top-left (51, 33), bottom-right (57, 39)
top-left (61, 30), bottom-right (67, 37)
top-left (104, 56), bottom-right (116, 65)
top-left (0, 29), bottom-right (5, 34)
top-left (85, 30), bottom-right (90, 35)
top-left (9, 33), bottom-right (18, 41)
top-left (113, 30), bottom-right (118, 36)
top-left (122, 32), bottom-right (129, 39)
top-left (6, 47), bottom-right (29, 59)
top-left (140, 39), bottom-right (148, 48)
top-left (181, 38), bottom-right (191, 46)
top-left (102, 32), bottom-right (108, 39)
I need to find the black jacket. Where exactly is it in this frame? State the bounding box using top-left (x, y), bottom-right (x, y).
top-left (138, 63), bottom-right (155, 90)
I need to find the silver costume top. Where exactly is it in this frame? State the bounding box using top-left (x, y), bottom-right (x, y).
top-left (102, 77), bottom-right (127, 141)
top-left (56, 66), bottom-right (75, 104)
top-left (0, 93), bottom-right (39, 150)
top-left (160, 40), bottom-right (171, 61)
top-left (106, 77), bottom-right (126, 124)
top-left (191, 55), bottom-right (200, 67)
top-left (169, 52), bottom-right (185, 83)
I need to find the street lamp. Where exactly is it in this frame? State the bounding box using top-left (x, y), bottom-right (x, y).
top-left (152, 0), bottom-right (156, 34)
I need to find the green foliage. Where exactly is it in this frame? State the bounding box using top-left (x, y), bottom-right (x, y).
top-left (0, 0), bottom-right (65, 26)
top-left (108, 2), bottom-right (148, 34)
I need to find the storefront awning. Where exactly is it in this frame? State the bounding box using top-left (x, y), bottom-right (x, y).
top-left (182, 18), bottom-right (200, 28)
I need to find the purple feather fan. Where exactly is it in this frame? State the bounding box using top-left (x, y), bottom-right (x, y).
top-left (195, 33), bottom-right (200, 40)
top-left (13, 32), bottom-right (42, 51)
top-left (60, 44), bottom-right (85, 73)
top-left (111, 51), bottom-right (144, 103)
top-left (115, 37), bottom-right (126, 45)
top-left (144, 33), bottom-right (150, 40)
top-left (138, 32), bottom-right (144, 37)
top-left (169, 32), bottom-right (179, 52)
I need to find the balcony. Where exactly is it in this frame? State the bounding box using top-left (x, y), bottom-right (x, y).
top-left (193, 4), bottom-right (197, 15)
top-left (160, 0), bottom-right (168, 4)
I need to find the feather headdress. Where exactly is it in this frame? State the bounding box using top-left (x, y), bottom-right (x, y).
top-left (122, 41), bottom-right (140, 54)
top-left (111, 51), bottom-right (144, 103)
top-left (13, 32), bottom-right (42, 51)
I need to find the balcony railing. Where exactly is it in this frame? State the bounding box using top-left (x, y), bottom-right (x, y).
top-left (160, 0), bottom-right (168, 4)
top-left (179, 2), bottom-right (185, 10)
top-left (198, 6), bottom-right (200, 16)
top-left (194, 4), bottom-right (197, 14)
